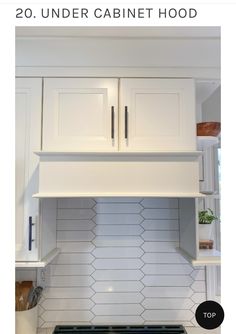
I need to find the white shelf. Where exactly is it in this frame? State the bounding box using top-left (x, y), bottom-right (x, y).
top-left (193, 249), bottom-right (221, 266)
top-left (178, 248), bottom-right (221, 266)
top-left (15, 248), bottom-right (60, 268)
top-left (33, 192), bottom-right (205, 198)
top-left (35, 150), bottom-right (202, 157)
top-left (197, 136), bottom-right (219, 150)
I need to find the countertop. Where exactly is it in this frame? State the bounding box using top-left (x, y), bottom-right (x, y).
top-left (37, 327), bottom-right (220, 334)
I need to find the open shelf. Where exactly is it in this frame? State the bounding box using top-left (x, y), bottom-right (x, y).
top-left (178, 248), bottom-right (221, 266)
top-left (194, 249), bottom-right (221, 266)
top-left (15, 248), bottom-right (60, 268)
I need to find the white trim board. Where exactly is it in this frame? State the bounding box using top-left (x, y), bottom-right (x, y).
top-left (35, 155), bottom-right (201, 198)
top-left (35, 151), bottom-right (203, 157)
top-left (16, 66), bottom-right (220, 79)
top-left (15, 248), bottom-right (60, 268)
top-left (15, 36), bottom-right (220, 69)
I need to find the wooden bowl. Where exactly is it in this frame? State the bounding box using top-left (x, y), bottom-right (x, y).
top-left (197, 122), bottom-right (221, 136)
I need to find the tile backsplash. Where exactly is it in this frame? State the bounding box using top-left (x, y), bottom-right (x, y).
top-left (38, 198), bottom-right (206, 328)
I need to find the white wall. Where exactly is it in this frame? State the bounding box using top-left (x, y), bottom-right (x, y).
top-left (202, 86), bottom-right (221, 122)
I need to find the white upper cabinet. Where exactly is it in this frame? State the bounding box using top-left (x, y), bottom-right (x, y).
top-left (43, 77), bottom-right (196, 152)
top-left (43, 78), bottom-right (119, 151)
top-left (16, 78), bottom-right (58, 266)
top-left (119, 78), bottom-right (196, 151)
top-left (16, 78), bottom-right (42, 261)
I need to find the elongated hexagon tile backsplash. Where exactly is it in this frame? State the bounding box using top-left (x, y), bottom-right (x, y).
top-left (38, 198), bottom-right (206, 328)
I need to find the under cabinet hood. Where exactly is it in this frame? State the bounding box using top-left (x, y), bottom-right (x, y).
top-left (32, 77), bottom-right (201, 198)
top-left (33, 151), bottom-right (204, 198)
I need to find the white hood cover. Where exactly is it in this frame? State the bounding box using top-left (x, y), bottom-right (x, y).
top-left (34, 152), bottom-right (202, 198)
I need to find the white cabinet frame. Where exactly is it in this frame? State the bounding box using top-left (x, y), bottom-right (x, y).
top-left (15, 78), bottom-right (58, 267)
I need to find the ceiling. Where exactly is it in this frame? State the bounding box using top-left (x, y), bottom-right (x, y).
top-left (15, 26), bottom-right (220, 39)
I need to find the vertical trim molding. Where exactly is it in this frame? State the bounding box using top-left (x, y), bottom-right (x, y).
top-left (206, 266), bottom-right (221, 303)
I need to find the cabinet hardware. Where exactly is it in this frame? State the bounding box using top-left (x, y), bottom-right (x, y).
top-left (28, 216), bottom-right (35, 251)
top-left (111, 106), bottom-right (115, 139)
top-left (125, 106), bottom-right (128, 139)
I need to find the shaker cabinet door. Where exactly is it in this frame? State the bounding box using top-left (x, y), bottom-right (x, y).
top-left (43, 78), bottom-right (119, 151)
top-left (15, 78), bottom-right (42, 261)
top-left (119, 78), bottom-right (196, 151)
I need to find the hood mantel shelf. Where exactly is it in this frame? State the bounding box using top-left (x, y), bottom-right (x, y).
top-left (34, 151), bottom-right (203, 198)
top-left (35, 151), bottom-right (202, 157)
top-left (33, 192), bottom-right (205, 198)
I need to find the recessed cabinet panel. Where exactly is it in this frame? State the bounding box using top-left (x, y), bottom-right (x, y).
top-left (43, 78), bottom-right (118, 151)
top-left (59, 92), bottom-right (104, 137)
top-left (119, 78), bottom-right (196, 151)
top-left (134, 93), bottom-right (180, 137)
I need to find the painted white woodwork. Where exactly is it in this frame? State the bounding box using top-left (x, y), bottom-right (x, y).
top-left (15, 78), bottom-right (58, 266)
top-left (16, 66), bottom-right (220, 80)
top-left (179, 248), bottom-right (221, 267)
top-left (15, 198), bottom-right (59, 266)
top-left (15, 78), bottom-right (42, 261)
top-left (15, 35), bottom-right (220, 69)
top-left (34, 153), bottom-right (202, 198)
top-left (40, 199), bottom-right (58, 259)
top-left (15, 248), bottom-right (60, 268)
top-left (43, 78), bottom-right (118, 151)
top-left (206, 267), bottom-right (221, 303)
top-left (195, 249), bottom-right (221, 265)
top-left (197, 136), bottom-right (219, 150)
top-left (119, 78), bottom-right (196, 151)
top-left (200, 146), bottom-right (218, 194)
top-left (35, 151), bottom-right (201, 157)
top-left (179, 198), bottom-right (198, 261)
top-left (43, 77), bottom-right (196, 152)
top-left (198, 154), bottom-right (204, 182)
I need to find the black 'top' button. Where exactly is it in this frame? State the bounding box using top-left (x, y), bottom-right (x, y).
top-left (195, 300), bottom-right (224, 329)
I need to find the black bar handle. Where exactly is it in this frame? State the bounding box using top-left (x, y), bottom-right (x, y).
top-left (125, 106), bottom-right (128, 139)
top-left (111, 106), bottom-right (115, 139)
top-left (28, 216), bottom-right (34, 251)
